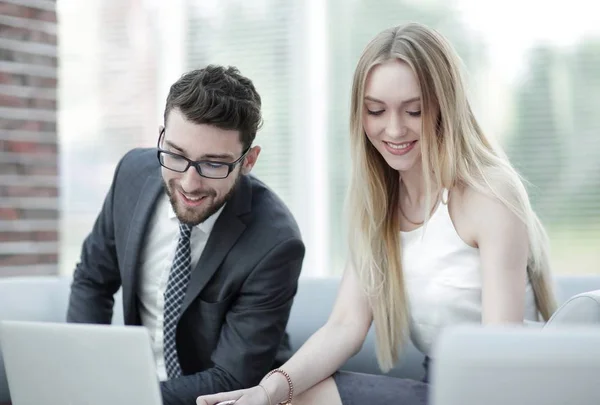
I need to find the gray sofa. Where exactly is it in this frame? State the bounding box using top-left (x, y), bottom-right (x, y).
top-left (1, 274), bottom-right (600, 402)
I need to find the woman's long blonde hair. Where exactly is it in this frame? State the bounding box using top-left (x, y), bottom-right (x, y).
top-left (347, 22), bottom-right (557, 372)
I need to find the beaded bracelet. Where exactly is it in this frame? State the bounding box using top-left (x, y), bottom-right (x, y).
top-left (263, 368), bottom-right (294, 405)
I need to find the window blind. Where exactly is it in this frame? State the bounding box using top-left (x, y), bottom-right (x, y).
top-left (185, 0), bottom-right (299, 210)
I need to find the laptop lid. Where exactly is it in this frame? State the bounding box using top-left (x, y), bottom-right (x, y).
top-left (0, 321), bottom-right (162, 405)
top-left (430, 325), bottom-right (600, 405)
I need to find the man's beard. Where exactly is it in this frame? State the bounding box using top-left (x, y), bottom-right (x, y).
top-left (163, 174), bottom-right (240, 226)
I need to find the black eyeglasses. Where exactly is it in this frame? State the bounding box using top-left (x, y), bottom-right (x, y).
top-left (156, 128), bottom-right (250, 179)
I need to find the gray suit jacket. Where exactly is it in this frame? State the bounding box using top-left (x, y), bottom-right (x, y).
top-left (67, 148), bottom-right (305, 405)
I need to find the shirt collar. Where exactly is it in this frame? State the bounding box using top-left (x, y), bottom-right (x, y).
top-left (167, 197), bottom-right (226, 235)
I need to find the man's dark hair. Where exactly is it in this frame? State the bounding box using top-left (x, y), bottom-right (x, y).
top-left (164, 65), bottom-right (263, 149)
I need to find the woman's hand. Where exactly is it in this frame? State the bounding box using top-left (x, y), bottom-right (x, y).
top-left (196, 385), bottom-right (270, 405)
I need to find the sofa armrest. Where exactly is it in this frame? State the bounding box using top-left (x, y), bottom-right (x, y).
top-left (544, 290), bottom-right (600, 327)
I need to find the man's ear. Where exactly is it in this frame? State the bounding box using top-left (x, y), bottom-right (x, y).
top-left (241, 145), bottom-right (261, 175)
top-left (158, 125), bottom-right (165, 144)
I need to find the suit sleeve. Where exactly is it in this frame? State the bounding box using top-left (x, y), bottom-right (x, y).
top-left (160, 236), bottom-right (305, 405)
top-left (66, 155), bottom-right (126, 324)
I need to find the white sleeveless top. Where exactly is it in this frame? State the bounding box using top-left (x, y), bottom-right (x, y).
top-left (401, 189), bottom-right (539, 357)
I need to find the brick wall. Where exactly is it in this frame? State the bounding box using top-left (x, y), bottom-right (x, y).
top-left (0, 0), bottom-right (59, 277)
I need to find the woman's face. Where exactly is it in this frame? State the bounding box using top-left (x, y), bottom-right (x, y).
top-left (363, 59), bottom-right (423, 173)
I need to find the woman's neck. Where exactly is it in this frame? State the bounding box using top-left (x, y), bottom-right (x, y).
top-left (399, 163), bottom-right (426, 206)
top-left (399, 162), bottom-right (441, 208)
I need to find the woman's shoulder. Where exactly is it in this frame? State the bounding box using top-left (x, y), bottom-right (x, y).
top-left (452, 167), bottom-right (525, 212)
top-left (449, 172), bottom-right (528, 244)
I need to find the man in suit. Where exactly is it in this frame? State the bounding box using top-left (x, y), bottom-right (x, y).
top-left (67, 65), bottom-right (305, 405)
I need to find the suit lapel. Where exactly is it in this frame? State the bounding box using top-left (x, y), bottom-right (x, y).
top-left (121, 174), bottom-right (163, 324)
top-left (180, 175), bottom-right (252, 315)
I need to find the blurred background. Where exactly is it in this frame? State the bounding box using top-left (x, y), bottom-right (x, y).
top-left (1, 0), bottom-right (600, 280)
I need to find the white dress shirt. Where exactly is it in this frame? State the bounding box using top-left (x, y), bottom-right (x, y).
top-left (138, 193), bottom-right (225, 381)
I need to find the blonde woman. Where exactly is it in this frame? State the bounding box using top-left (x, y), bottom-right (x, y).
top-left (196, 22), bottom-right (557, 405)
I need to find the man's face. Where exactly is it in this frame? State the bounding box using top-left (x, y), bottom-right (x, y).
top-left (159, 108), bottom-right (260, 226)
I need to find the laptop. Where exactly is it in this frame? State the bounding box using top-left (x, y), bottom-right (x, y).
top-left (430, 325), bottom-right (600, 405)
top-left (0, 320), bottom-right (162, 405)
